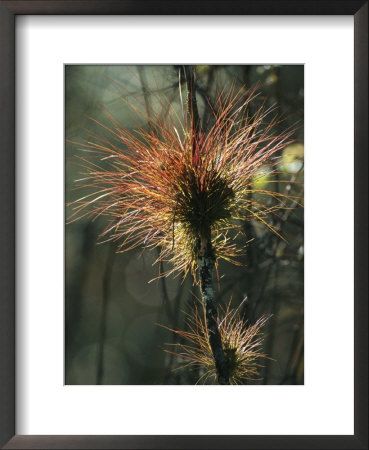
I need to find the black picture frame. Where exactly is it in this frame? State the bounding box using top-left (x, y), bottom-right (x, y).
top-left (0, 1), bottom-right (367, 449)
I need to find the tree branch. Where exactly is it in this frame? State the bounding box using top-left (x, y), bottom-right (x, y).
top-left (183, 65), bottom-right (230, 384)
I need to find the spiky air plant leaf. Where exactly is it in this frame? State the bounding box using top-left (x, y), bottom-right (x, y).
top-left (68, 84), bottom-right (295, 280)
top-left (162, 301), bottom-right (271, 385)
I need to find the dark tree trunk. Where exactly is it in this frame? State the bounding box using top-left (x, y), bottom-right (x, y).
top-left (184, 65), bottom-right (230, 385)
top-left (198, 234), bottom-right (230, 385)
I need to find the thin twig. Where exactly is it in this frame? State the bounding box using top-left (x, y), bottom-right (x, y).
top-left (184, 65), bottom-right (230, 384)
top-left (96, 241), bottom-right (116, 384)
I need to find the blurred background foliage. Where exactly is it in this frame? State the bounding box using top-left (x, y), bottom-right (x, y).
top-left (65, 65), bottom-right (304, 385)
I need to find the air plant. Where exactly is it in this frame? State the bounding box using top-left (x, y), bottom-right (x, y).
top-left (162, 300), bottom-right (271, 385)
top-left (69, 66), bottom-right (295, 384)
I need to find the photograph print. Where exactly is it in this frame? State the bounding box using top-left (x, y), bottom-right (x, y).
top-left (65, 65), bottom-right (304, 385)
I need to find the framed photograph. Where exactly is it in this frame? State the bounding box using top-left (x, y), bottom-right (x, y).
top-left (0, 1), bottom-right (367, 449)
